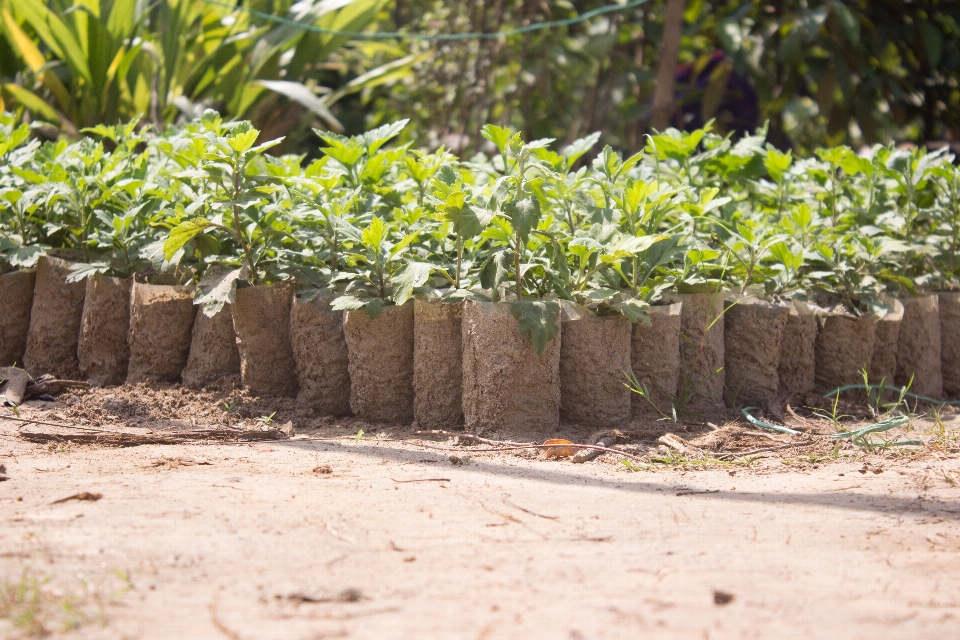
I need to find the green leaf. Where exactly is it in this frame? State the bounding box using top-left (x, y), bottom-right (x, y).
top-left (481, 124), bottom-right (513, 156)
top-left (195, 266), bottom-right (249, 317)
top-left (362, 119), bottom-right (409, 155)
top-left (228, 129), bottom-right (260, 154)
top-left (164, 218), bottom-right (212, 261)
top-left (392, 261), bottom-right (432, 305)
top-left (331, 294), bottom-right (368, 311)
top-left (510, 300), bottom-right (561, 356)
top-left (561, 132), bottom-right (600, 166)
top-left (612, 298), bottom-right (651, 323)
top-left (504, 197), bottom-right (541, 241)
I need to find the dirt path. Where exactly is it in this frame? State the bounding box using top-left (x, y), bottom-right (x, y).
top-left (2, 409), bottom-right (960, 639)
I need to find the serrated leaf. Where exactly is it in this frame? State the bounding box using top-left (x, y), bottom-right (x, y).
top-left (195, 265), bottom-right (248, 317)
top-left (163, 218), bottom-right (212, 261)
top-left (504, 197), bottom-right (541, 241)
top-left (510, 300), bottom-right (561, 356)
top-left (392, 261), bottom-right (432, 305)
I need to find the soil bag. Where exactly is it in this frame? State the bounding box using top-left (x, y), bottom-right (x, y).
top-left (896, 293), bottom-right (943, 399)
top-left (181, 305), bottom-right (240, 388)
top-left (630, 303), bottom-right (682, 417)
top-left (777, 301), bottom-right (817, 395)
top-left (940, 292), bottom-right (960, 398)
top-left (867, 299), bottom-right (903, 387)
top-left (77, 274), bottom-right (132, 385)
top-left (678, 293), bottom-right (726, 412)
top-left (461, 301), bottom-right (561, 433)
top-left (413, 299), bottom-right (463, 429)
top-left (814, 312), bottom-right (877, 392)
top-left (23, 257), bottom-right (86, 379)
top-left (560, 310), bottom-right (631, 427)
top-left (127, 283), bottom-right (196, 383)
top-left (0, 269), bottom-right (35, 367)
top-left (232, 283), bottom-right (298, 397)
top-left (289, 295), bottom-right (351, 415)
top-left (723, 297), bottom-right (790, 406)
top-left (343, 301), bottom-right (414, 423)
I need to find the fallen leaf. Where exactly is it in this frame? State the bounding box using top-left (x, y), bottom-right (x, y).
top-left (543, 439), bottom-right (579, 458)
top-left (313, 465), bottom-right (333, 474)
top-left (713, 590), bottom-right (734, 605)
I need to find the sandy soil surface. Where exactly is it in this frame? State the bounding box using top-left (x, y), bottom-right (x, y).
top-left (1, 380), bottom-right (959, 639)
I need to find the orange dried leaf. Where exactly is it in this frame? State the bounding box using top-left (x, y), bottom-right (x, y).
top-left (543, 438), bottom-right (579, 458)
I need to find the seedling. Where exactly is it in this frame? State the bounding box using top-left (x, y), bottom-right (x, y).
top-left (256, 412), bottom-right (276, 425)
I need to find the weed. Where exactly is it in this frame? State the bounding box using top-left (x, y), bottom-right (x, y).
top-left (221, 400), bottom-right (239, 413)
top-left (255, 412), bottom-right (276, 426)
top-left (355, 429), bottom-right (364, 443)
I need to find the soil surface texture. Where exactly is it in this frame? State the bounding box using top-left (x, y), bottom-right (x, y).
top-left (1, 380), bottom-right (959, 640)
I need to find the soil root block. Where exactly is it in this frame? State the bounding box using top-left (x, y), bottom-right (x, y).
top-left (126, 283), bottom-right (196, 384)
top-left (868, 298), bottom-right (904, 387)
top-left (181, 304), bottom-right (240, 389)
top-left (461, 301), bottom-right (561, 433)
top-left (343, 302), bottom-right (414, 423)
top-left (678, 293), bottom-right (726, 412)
top-left (0, 269), bottom-right (35, 367)
top-left (777, 301), bottom-right (817, 395)
top-left (23, 257), bottom-right (86, 379)
top-left (814, 312), bottom-right (877, 392)
top-left (414, 300), bottom-right (463, 429)
top-left (723, 297), bottom-right (790, 407)
top-left (232, 283), bottom-right (298, 397)
top-left (290, 296), bottom-right (351, 415)
top-left (631, 303), bottom-right (681, 417)
top-left (941, 292), bottom-right (960, 397)
top-left (896, 294), bottom-right (943, 399)
top-left (77, 274), bottom-right (132, 386)
top-left (560, 310), bottom-right (631, 427)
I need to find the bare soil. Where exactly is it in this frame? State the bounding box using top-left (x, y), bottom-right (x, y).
top-left (2, 380), bottom-right (960, 639)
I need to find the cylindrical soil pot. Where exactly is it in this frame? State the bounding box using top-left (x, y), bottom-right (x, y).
top-left (413, 299), bottom-right (463, 429)
top-left (896, 294), bottom-right (943, 399)
top-left (868, 299), bottom-right (904, 387)
top-left (723, 297), bottom-right (790, 407)
top-left (814, 312), bottom-right (877, 392)
top-left (678, 293), bottom-right (726, 412)
top-left (0, 269), bottom-right (36, 367)
top-left (289, 296), bottom-right (350, 415)
top-left (462, 300), bottom-right (561, 433)
top-left (77, 274), bottom-right (132, 385)
top-left (127, 283), bottom-right (197, 383)
top-left (777, 301), bottom-right (817, 395)
top-left (560, 311), bottom-right (631, 427)
top-left (181, 305), bottom-right (240, 388)
top-left (631, 303), bottom-right (681, 417)
top-left (232, 283), bottom-right (298, 397)
top-left (23, 257), bottom-right (86, 379)
top-left (940, 292), bottom-right (960, 398)
top-left (343, 301), bottom-right (414, 423)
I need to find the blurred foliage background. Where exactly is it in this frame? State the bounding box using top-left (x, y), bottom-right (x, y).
top-left (1, 0), bottom-right (958, 157)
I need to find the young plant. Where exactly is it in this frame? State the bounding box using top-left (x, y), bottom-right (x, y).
top-left (161, 112), bottom-right (289, 314)
top-left (329, 215), bottom-right (425, 318)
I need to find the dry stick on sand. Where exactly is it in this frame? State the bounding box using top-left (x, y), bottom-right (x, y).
top-left (410, 440), bottom-right (649, 464)
top-left (13, 421), bottom-right (289, 446)
top-left (715, 438), bottom-right (815, 460)
top-left (502, 493), bottom-right (559, 520)
top-left (391, 477), bottom-right (451, 483)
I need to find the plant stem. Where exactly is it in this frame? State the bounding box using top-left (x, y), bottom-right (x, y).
top-left (232, 167), bottom-right (261, 285)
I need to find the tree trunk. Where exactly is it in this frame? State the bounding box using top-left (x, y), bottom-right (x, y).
top-left (650, 0), bottom-right (685, 131)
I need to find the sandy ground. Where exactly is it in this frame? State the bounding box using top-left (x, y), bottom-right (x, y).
top-left (1, 385), bottom-right (960, 639)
